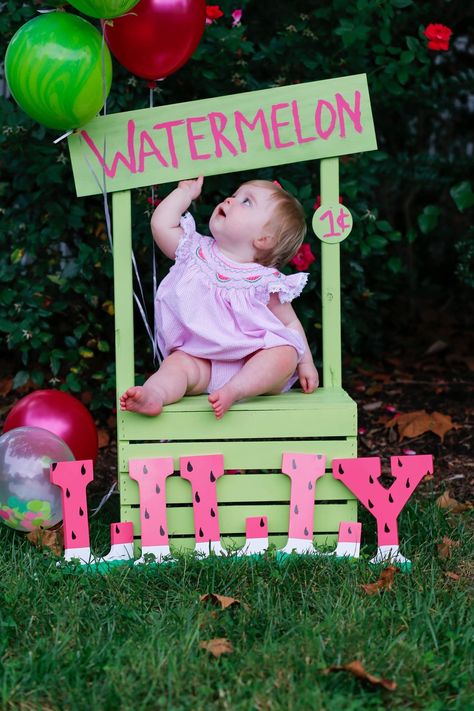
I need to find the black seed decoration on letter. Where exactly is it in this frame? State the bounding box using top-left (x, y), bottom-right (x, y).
top-left (143, 465), bottom-right (148, 474)
top-left (81, 465), bottom-right (86, 476)
top-left (199, 527), bottom-right (204, 538)
top-left (348, 527), bottom-right (352, 535)
top-left (368, 499), bottom-right (374, 509)
top-left (195, 492), bottom-right (200, 503)
top-left (51, 462), bottom-right (57, 471)
top-left (156, 484), bottom-right (160, 495)
top-left (79, 507), bottom-right (84, 517)
top-left (187, 461), bottom-right (193, 472)
top-left (317, 454), bottom-right (322, 460)
top-left (304, 527), bottom-right (309, 536)
top-left (66, 488), bottom-right (70, 498)
top-left (398, 458), bottom-right (403, 467)
top-left (115, 525), bottom-right (120, 534)
top-left (210, 508), bottom-right (216, 518)
top-left (292, 458), bottom-right (297, 470)
top-left (210, 470), bottom-right (216, 483)
top-left (406, 478), bottom-right (411, 488)
top-left (384, 523), bottom-right (390, 533)
top-left (308, 481), bottom-right (313, 490)
top-left (259, 518), bottom-right (265, 527)
top-left (389, 493), bottom-right (394, 503)
top-left (294, 504), bottom-right (299, 515)
top-left (159, 525), bottom-right (165, 537)
top-left (369, 475), bottom-right (374, 484)
top-left (71, 531), bottom-right (76, 540)
top-left (338, 464), bottom-right (344, 475)
top-left (144, 509), bottom-right (150, 519)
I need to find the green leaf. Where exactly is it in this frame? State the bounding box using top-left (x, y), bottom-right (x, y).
top-left (375, 220), bottom-right (392, 232)
top-left (13, 370), bottom-right (29, 389)
top-left (450, 182), bottom-right (474, 212)
top-left (417, 205), bottom-right (441, 234)
top-left (392, 0), bottom-right (413, 7)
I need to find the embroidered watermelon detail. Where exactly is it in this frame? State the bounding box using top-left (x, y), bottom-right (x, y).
top-left (196, 247), bottom-right (207, 261)
top-left (272, 271), bottom-right (281, 277)
top-left (244, 275), bottom-right (263, 282)
top-left (216, 272), bottom-right (231, 281)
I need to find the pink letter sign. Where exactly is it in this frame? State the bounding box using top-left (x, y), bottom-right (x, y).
top-left (237, 516), bottom-right (269, 556)
top-left (128, 457), bottom-right (175, 564)
top-left (279, 453), bottom-right (327, 555)
top-left (180, 454), bottom-right (226, 557)
top-left (332, 455), bottom-right (433, 566)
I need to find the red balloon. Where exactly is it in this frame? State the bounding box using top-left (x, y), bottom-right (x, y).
top-left (104, 0), bottom-right (206, 81)
top-left (3, 390), bottom-right (98, 463)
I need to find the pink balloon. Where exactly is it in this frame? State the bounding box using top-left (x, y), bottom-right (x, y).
top-left (3, 390), bottom-right (98, 463)
top-left (104, 0), bottom-right (206, 81)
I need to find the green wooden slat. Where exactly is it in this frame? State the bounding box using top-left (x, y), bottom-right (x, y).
top-left (68, 75), bottom-right (377, 197)
top-left (118, 388), bottom-right (357, 440)
top-left (119, 469), bottom-right (355, 506)
top-left (112, 190), bottom-right (135, 424)
top-left (117, 437), bottom-right (357, 474)
top-left (121, 501), bottom-right (357, 537)
top-left (320, 158), bottom-right (342, 388)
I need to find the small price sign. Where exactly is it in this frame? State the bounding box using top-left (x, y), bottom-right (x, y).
top-left (312, 203), bottom-right (353, 244)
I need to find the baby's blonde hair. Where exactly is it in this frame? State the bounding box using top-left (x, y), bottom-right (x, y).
top-left (242, 180), bottom-right (307, 268)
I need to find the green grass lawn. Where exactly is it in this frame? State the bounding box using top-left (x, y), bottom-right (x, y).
top-left (0, 499), bottom-right (472, 711)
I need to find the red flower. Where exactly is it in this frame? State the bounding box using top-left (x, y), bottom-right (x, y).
top-left (206, 5), bottom-right (224, 24)
top-left (423, 23), bottom-right (452, 51)
top-left (313, 194), bottom-right (343, 211)
top-left (290, 243), bottom-right (315, 271)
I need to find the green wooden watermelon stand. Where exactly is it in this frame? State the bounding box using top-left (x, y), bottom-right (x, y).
top-left (67, 73), bottom-right (377, 554)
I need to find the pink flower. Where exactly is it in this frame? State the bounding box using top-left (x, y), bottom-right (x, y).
top-left (290, 243), bottom-right (315, 271)
top-left (423, 23), bottom-right (452, 51)
top-left (206, 5), bottom-right (224, 24)
top-left (231, 9), bottom-right (242, 26)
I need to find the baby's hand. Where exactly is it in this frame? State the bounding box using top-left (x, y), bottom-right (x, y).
top-left (297, 361), bottom-right (319, 393)
top-left (177, 176), bottom-right (204, 201)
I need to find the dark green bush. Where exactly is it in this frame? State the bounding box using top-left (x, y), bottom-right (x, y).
top-left (1, 0), bottom-right (472, 413)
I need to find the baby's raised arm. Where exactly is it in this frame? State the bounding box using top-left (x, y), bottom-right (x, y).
top-left (151, 176), bottom-right (203, 259)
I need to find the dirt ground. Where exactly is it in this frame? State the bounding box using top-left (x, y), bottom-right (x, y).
top-left (1, 298), bottom-right (473, 504)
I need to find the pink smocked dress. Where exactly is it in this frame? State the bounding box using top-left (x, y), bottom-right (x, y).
top-left (155, 213), bottom-right (309, 393)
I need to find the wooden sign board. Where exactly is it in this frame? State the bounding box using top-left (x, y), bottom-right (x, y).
top-left (68, 74), bottom-right (377, 197)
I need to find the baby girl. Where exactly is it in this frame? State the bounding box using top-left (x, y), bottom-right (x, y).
top-left (120, 176), bottom-right (319, 419)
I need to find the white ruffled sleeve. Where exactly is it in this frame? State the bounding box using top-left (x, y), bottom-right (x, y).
top-left (175, 212), bottom-right (199, 261)
top-left (258, 271), bottom-right (309, 304)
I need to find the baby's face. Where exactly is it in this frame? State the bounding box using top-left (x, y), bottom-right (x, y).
top-left (209, 184), bottom-right (275, 253)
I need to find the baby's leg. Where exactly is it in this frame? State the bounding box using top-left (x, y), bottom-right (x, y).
top-left (120, 351), bottom-right (211, 416)
top-left (208, 346), bottom-right (298, 419)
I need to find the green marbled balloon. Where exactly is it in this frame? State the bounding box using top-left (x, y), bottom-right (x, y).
top-left (5, 12), bottom-right (112, 131)
top-left (68, 0), bottom-right (140, 19)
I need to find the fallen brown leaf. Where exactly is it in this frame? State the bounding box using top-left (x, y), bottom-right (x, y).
top-left (97, 428), bottom-right (110, 449)
top-left (444, 571), bottom-right (460, 581)
top-left (437, 537), bottom-right (460, 560)
top-left (199, 638), bottom-right (233, 657)
top-left (361, 565), bottom-right (399, 595)
top-left (436, 490), bottom-right (473, 513)
top-left (322, 660), bottom-right (396, 691)
top-left (0, 377), bottom-right (13, 397)
top-left (200, 593), bottom-right (242, 610)
top-left (385, 410), bottom-right (461, 442)
top-left (26, 527), bottom-right (63, 557)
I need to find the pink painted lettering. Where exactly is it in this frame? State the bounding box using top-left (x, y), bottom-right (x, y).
top-left (291, 99), bottom-right (316, 144)
top-left (314, 99), bottom-right (337, 140)
top-left (186, 116), bottom-right (212, 160)
top-left (282, 452), bottom-right (326, 541)
top-left (180, 454), bottom-right (224, 546)
top-left (50, 460), bottom-right (93, 551)
top-left (138, 131), bottom-right (169, 172)
top-left (128, 458), bottom-right (174, 547)
top-left (81, 120), bottom-right (137, 178)
top-left (153, 119), bottom-right (185, 168)
top-left (335, 90), bottom-right (362, 138)
top-left (234, 108), bottom-right (272, 153)
top-left (332, 455), bottom-right (433, 547)
top-left (208, 111), bottom-right (238, 158)
top-left (270, 102), bottom-right (296, 149)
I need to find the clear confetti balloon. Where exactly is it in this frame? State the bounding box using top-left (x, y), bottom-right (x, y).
top-left (0, 427), bottom-right (74, 532)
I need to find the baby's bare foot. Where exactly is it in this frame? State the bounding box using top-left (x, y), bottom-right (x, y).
top-left (208, 383), bottom-right (240, 419)
top-left (119, 386), bottom-right (164, 416)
